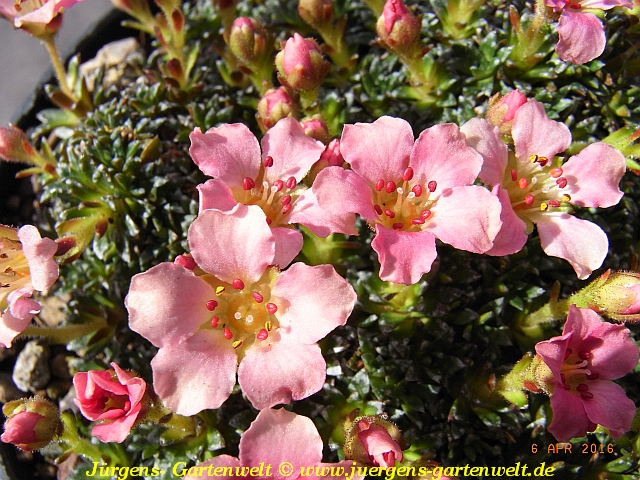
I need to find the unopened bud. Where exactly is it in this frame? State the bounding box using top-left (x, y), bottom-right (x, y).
top-left (579, 270), bottom-right (640, 322)
top-left (300, 117), bottom-right (330, 144)
top-left (298, 0), bottom-right (333, 30)
top-left (275, 33), bottom-right (330, 92)
top-left (228, 17), bottom-right (272, 68)
top-left (257, 87), bottom-right (295, 131)
top-left (1, 397), bottom-right (61, 451)
top-left (376, 0), bottom-right (421, 56)
top-left (486, 90), bottom-right (527, 136)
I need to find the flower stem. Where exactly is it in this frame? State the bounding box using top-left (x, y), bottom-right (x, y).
top-left (42, 36), bottom-right (76, 100)
top-left (23, 317), bottom-right (108, 345)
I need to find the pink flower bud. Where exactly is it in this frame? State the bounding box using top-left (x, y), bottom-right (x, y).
top-left (228, 17), bottom-right (271, 67)
top-left (584, 270), bottom-right (640, 321)
top-left (300, 117), bottom-right (330, 144)
top-left (1, 397), bottom-right (61, 451)
top-left (343, 413), bottom-right (404, 467)
top-left (486, 90), bottom-right (528, 135)
top-left (376, 0), bottom-right (421, 55)
top-left (298, 0), bottom-right (333, 30)
top-left (257, 87), bottom-right (295, 131)
top-left (321, 138), bottom-right (344, 166)
top-left (275, 33), bottom-right (330, 92)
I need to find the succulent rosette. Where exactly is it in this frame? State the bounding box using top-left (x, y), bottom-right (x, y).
top-left (126, 204), bottom-right (356, 414)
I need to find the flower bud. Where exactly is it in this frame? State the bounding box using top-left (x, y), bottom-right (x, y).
top-left (578, 270), bottom-right (640, 321)
top-left (1, 397), bottom-right (61, 451)
top-left (275, 33), bottom-right (330, 92)
top-left (343, 413), bottom-right (404, 468)
top-left (257, 87), bottom-right (296, 131)
top-left (298, 0), bottom-right (333, 31)
top-left (300, 117), bottom-right (330, 144)
top-left (376, 0), bottom-right (421, 56)
top-left (228, 17), bottom-right (272, 68)
top-left (486, 90), bottom-right (527, 136)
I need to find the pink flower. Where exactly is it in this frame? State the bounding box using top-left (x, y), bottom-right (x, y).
top-left (184, 409), bottom-right (359, 480)
top-left (461, 99), bottom-right (626, 279)
top-left (543, 0), bottom-right (632, 64)
top-left (534, 306), bottom-right (638, 441)
top-left (126, 204), bottom-right (357, 414)
top-left (1, 397), bottom-right (61, 451)
top-left (0, 0), bottom-right (85, 27)
top-left (314, 116), bottom-right (502, 285)
top-left (73, 362), bottom-right (147, 443)
top-left (190, 117), bottom-right (356, 267)
top-left (0, 225), bottom-right (58, 347)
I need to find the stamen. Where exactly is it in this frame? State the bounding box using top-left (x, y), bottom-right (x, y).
top-left (412, 218), bottom-right (425, 225)
top-left (427, 180), bottom-right (437, 192)
top-left (586, 371), bottom-right (599, 380)
top-left (392, 222), bottom-right (403, 230)
top-left (216, 286), bottom-right (225, 295)
top-left (540, 203), bottom-right (548, 211)
top-left (234, 312), bottom-right (242, 320)
top-left (576, 384), bottom-right (589, 392)
top-left (549, 200), bottom-right (560, 208)
top-left (273, 180), bottom-right (284, 192)
top-left (265, 320), bottom-right (273, 331)
top-left (564, 348), bottom-right (573, 359)
top-left (524, 194), bottom-right (535, 205)
top-left (562, 194), bottom-right (571, 202)
top-left (511, 170), bottom-right (518, 182)
top-left (206, 300), bottom-right (218, 311)
top-left (281, 195), bottom-right (292, 206)
top-left (518, 178), bottom-right (528, 189)
top-left (376, 179), bottom-right (385, 192)
top-left (580, 392), bottom-right (594, 400)
top-left (243, 177), bottom-right (256, 190)
top-left (232, 340), bottom-right (243, 349)
top-left (556, 178), bottom-right (568, 188)
top-left (252, 292), bottom-right (264, 303)
top-left (386, 181), bottom-right (396, 194)
top-left (263, 156), bottom-right (274, 167)
top-left (374, 205), bottom-right (383, 215)
top-left (286, 176), bottom-right (297, 189)
top-left (411, 185), bottom-right (423, 197)
top-left (403, 167), bottom-right (414, 181)
top-left (281, 204), bottom-right (292, 215)
top-left (550, 167), bottom-right (563, 178)
top-left (256, 329), bottom-right (268, 340)
top-left (233, 279), bottom-right (245, 290)
top-left (578, 351), bottom-right (591, 360)
top-left (384, 209), bottom-right (395, 218)
top-left (266, 303), bottom-right (278, 314)
top-left (420, 209), bottom-right (431, 219)
top-left (266, 218), bottom-right (272, 225)
top-left (223, 328), bottom-right (233, 339)
top-left (530, 154), bottom-right (539, 163)
top-left (211, 316), bottom-right (219, 328)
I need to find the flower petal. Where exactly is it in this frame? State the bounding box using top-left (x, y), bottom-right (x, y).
top-left (288, 188), bottom-right (358, 237)
top-left (535, 213), bottom-right (608, 279)
top-left (371, 225), bottom-right (437, 285)
top-left (126, 262), bottom-right (214, 348)
top-left (262, 117), bottom-right (325, 183)
top-left (197, 179), bottom-right (238, 213)
top-left (411, 123), bottom-right (483, 188)
top-left (512, 100), bottom-right (571, 162)
top-left (151, 329), bottom-right (237, 415)
top-left (561, 142), bottom-right (625, 208)
top-left (271, 263), bottom-right (356, 344)
top-left (460, 118), bottom-right (508, 187)
top-left (239, 409), bottom-right (323, 477)
top-left (340, 116), bottom-right (414, 184)
top-left (485, 186), bottom-right (529, 256)
top-left (188, 205), bottom-right (275, 284)
top-left (582, 380), bottom-right (636, 438)
top-left (548, 387), bottom-right (593, 441)
top-left (17, 225), bottom-right (58, 292)
top-left (270, 227), bottom-right (303, 268)
top-left (428, 186), bottom-right (502, 253)
top-left (313, 167), bottom-right (378, 221)
top-left (556, 11), bottom-right (606, 65)
top-left (189, 124), bottom-right (261, 189)
top-left (238, 337), bottom-right (326, 410)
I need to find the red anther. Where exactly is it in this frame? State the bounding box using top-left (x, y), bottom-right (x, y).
top-left (281, 195), bottom-right (292, 206)
top-left (223, 328), bottom-right (233, 339)
top-left (578, 351), bottom-right (592, 360)
top-left (384, 209), bottom-right (395, 218)
top-left (564, 384), bottom-right (572, 390)
top-left (263, 155), bottom-right (274, 167)
top-left (281, 204), bottom-right (292, 215)
top-left (549, 200), bottom-right (560, 208)
top-left (174, 254), bottom-right (197, 270)
top-left (266, 218), bottom-right (273, 225)
top-left (273, 180), bottom-right (285, 192)
top-left (211, 316), bottom-right (220, 328)
top-left (374, 204), bottom-right (383, 215)
top-left (392, 222), bottom-right (404, 229)
top-left (576, 384), bottom-right (589, 392)
top-left (266, 303), bottom-right (278, 314)
top-left (556, 177), bottom-right (568, 188)
top-left (256, 329), bottom-right (269, 340)
top-left (286, 176), bottom-right (297, 189)
top-left (550, 167), bottom-right (563, 178)
top-left (560, 373), bottom-right (566, 384)
top-left (569, 2), bottom-right (582, 8)
top-left (564, 348), bottom-right (573, 360)
top-left (411, 184), bottom-right (423, 197)
top-left (427, 180), bottom-right (437, 192)
top-left (538, 158), bottom-right (548, 167)
top-left (580, 392), bottom-right (594, 400)
top-left (586, 371), bottom-right (600, 380)
top-left (524, 194), bottom-right (535, 205)
top-left (252, 292), bottom-right (264, 303)
top-left (206, 300), bottom-right (218, 311)
top-left (232, 279), bottom-right (245, 290)
top-left (376, 179), bottom-right (385, 191)
top-left (124, 400), bottom-right (131, 412)
top-left (518, 178), bottom-right (528, 189)
top-left (412, 218), bottom-right (425, 225)
top-left (385, 181), bottom-right (396, 194)
top-left (510, 169), bottom-right (518, 182)
top-left (403, 167), bottom-right (414, 181)
top-left (243, 177), bottom-right (256, 190)
top-left (420, 209), bottom-right (431, 219)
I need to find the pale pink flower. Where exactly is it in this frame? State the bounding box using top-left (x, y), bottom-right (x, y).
top-left (184, 409), bottom-right (360, 480)
top-left (314, 116), bottom-right (502, 285)
top-left (0, 225), bottom-right (58, 347)
top-left (0, 0), bottom-right (86, 27)
top-left (191, 118), bottom-right (356, 267)
top-left (461, 99), bottom-right (626, 279)
top-left (73, 362), bottom-right (147, 443)
top-left (543, 0), bottom-right (632, 64)
top-left (126, 204), bottom-right (356, 414)
top-left (534, 306), bottom-right (638, 441)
